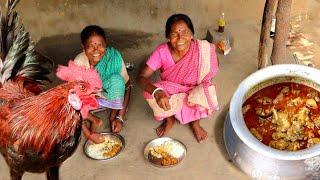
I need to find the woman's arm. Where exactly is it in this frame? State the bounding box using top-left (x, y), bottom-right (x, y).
top-left (137, 65), bottom-right (171, 111)
top-left (117, 79), bottom-right (132, 118)
top-left (82, 123), bottom-right (104, 144)
top-left (137, 65), bottom-right (157, 94)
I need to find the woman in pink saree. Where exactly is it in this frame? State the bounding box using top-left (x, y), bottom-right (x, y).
top-left (138, 14), bottom-right (219, 142)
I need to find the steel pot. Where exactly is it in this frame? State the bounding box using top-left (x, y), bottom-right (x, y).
top-left (224, 64), bottom-right (320, 179)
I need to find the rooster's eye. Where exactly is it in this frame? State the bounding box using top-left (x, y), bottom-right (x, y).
top-left (79, 84), bottom-right (86, 91)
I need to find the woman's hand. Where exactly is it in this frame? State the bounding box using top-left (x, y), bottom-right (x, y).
top-left (154, 90), bottom-right (171, 111)
top-left (137, 65), bottom-right (171, 111)
top-left (89, 133), bottom-right (105, 144)
top-left (82, 123), bottom-right (105, 144)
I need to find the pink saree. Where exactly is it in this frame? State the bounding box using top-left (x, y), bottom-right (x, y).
top-left (144, 39), bottom-right (219, 124)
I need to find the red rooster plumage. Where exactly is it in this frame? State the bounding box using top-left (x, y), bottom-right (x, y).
top-left (0, 1), bottom-right (102, 179)
top-left (0, 77), bottom-right (101, 180)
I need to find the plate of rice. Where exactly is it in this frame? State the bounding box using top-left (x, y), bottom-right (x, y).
top-left (84, 133), bottom-right (125, 160)
top-left (144, 137), bottom-right (187, 167)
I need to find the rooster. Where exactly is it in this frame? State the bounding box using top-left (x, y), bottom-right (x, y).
top-left (0, 1), bottom-right (102, 179)
top-left (0, 62), bottom-right (102, 180)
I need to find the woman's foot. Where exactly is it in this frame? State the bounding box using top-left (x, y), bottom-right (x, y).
top-left (190, 120), bottom-right (208, 143)
top-left (156, 117), bottom-right (175, 137)
top-left (110, 117), bottom-right (123, 133)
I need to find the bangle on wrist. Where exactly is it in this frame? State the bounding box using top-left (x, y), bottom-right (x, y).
top-left (115, 115), bottom-right (125, 123)
top-left (125, 84), bottom-right (133, 90)
top-left (152, 87), bottom-right (164, 99)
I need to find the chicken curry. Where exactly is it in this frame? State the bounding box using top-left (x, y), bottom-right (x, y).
top-left (243, 82), bottom-right (320, 151)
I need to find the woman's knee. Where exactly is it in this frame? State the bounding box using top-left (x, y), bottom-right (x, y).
top-left (108, 74), bottom-right (125, 86)
top-left (104, 73), bottom-right (125, 91)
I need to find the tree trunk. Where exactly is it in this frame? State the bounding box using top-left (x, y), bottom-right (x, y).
top-left (258, 0), bottom-right (277, 69)
top-left (270, 0), bottom-right (292, 64)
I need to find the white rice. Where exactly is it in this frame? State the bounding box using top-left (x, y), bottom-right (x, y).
top-left (87, 137), bottom-right (121, 159)
top-left (149, 141), bottom-right (185, 158)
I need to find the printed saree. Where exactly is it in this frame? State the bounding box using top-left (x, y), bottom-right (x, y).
top-left (96, 47), bottom-right (125, 109)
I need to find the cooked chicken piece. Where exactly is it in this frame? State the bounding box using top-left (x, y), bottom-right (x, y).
top-left (273, 93), bottom-right (284, 104)
top-left (242, 104), bottom-right (251, 114)
top-left (265, 108), bottom-right (271, 115)
top-left (272, 110), bottom-right (290, 132)
top-left (291, 90), bottom-right (300, 96)
top-left (307, 91), bottom-right (318, 98)
top-left (272, 108), bottom-right (278, 120)
top-left (287, 97), bottom-right (302, 106)
top-left (286, 124), bottom-right (304, 142)
top-left (257, 97), bottom-right (273, 105)
top-left (305, 120), bottom-right (315, 129)
top-left (314, 117), bottom-right (320, 128)
top-left (256, 107), bottom-right (273, 118)
top-left (307, 138), bottom-right (320, 148)
top-left (272, 132), bottom-right (287, 140)
top-left (269, 139), bottom-right (289, 150)
top-left (281, 86), bottom-right (290, 94)
top-left (273, 87), bottom-right (290, 104)
top-left (256, 108), bottom-right (263, 115)
top-left (294, 107), bottom-right (310, 123)
top-left (287, 141), bottom-right (300, 151)
top-left (315, 96), bottom-right (320, 102)
top-left (306, 130), bottom-right (315, 139)
top-left (306, 99), bottom-right (318, 109)
top-left (283, 108), bottom-right (312, 142)
top-left (250, 128), bottom-right (263, 141)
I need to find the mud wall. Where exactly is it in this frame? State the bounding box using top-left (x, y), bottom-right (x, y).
top-left (0, 0), bottom-right (266, 41)
top-left (0, 0), bottom-right (318, 43)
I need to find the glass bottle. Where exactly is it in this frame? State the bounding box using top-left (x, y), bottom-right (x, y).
top-left (270, 15), bottom-right (276, 37)
top-left (213, 12), bottom-right (232, 55)
top-left (218, 12), bottom-right (225, 33)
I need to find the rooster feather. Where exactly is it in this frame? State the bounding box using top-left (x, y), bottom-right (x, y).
top-left (0, 0), bottom-right (53, 87)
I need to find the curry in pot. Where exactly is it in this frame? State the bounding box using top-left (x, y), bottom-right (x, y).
top-left (243, 82), bottom-right (320, 151)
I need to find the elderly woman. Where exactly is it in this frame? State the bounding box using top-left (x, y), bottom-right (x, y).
top-left (74, 25), bottom-right (131, 143)
top-left (137, 14), bottom-right (219, 142)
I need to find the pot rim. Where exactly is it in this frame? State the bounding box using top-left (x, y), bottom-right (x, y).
top-left (230, 64), bottom-right (320, 160)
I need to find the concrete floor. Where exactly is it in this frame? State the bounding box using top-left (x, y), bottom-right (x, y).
top-left (0, 19), bottom-right (318, 180)
top-left (287, 17), bottom-right (320, 68)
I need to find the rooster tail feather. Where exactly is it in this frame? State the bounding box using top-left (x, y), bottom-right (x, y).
top-left (16, 45), bottom-right (54, 84)
top-left (0, 26), bottom-right (29, 84)
top-left (0, 0), bottom-right (53, 87)
top-left (1, 0), bottom-right (20, 60)
top-left (6, 0), bottom-right (21, 15)
top-left (6, 11), bottom-right (19, 53)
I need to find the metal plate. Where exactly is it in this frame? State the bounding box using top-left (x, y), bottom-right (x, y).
top-left (83, 132), bottom-right (125, 160)
top-left (143, 137), bottom-right (187, 168)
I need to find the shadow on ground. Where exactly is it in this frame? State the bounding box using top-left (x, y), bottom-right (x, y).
top-left (214, 104), bottom-right (231, 161)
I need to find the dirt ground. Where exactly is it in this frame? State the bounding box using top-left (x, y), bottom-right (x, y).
top-left (0, 18), bottom-right (319, 180)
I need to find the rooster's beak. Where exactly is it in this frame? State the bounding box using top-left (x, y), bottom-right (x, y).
top-left (91, 88), bottom-right (103, 97)
top-left (95, 88), bottom-right (103, 92)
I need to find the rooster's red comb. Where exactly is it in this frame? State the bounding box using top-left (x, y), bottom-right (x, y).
top-left (56, 61), bottom-right (102, 89)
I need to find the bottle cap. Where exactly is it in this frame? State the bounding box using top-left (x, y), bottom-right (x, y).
top-left (218, 13), bottom-right (225, 27)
